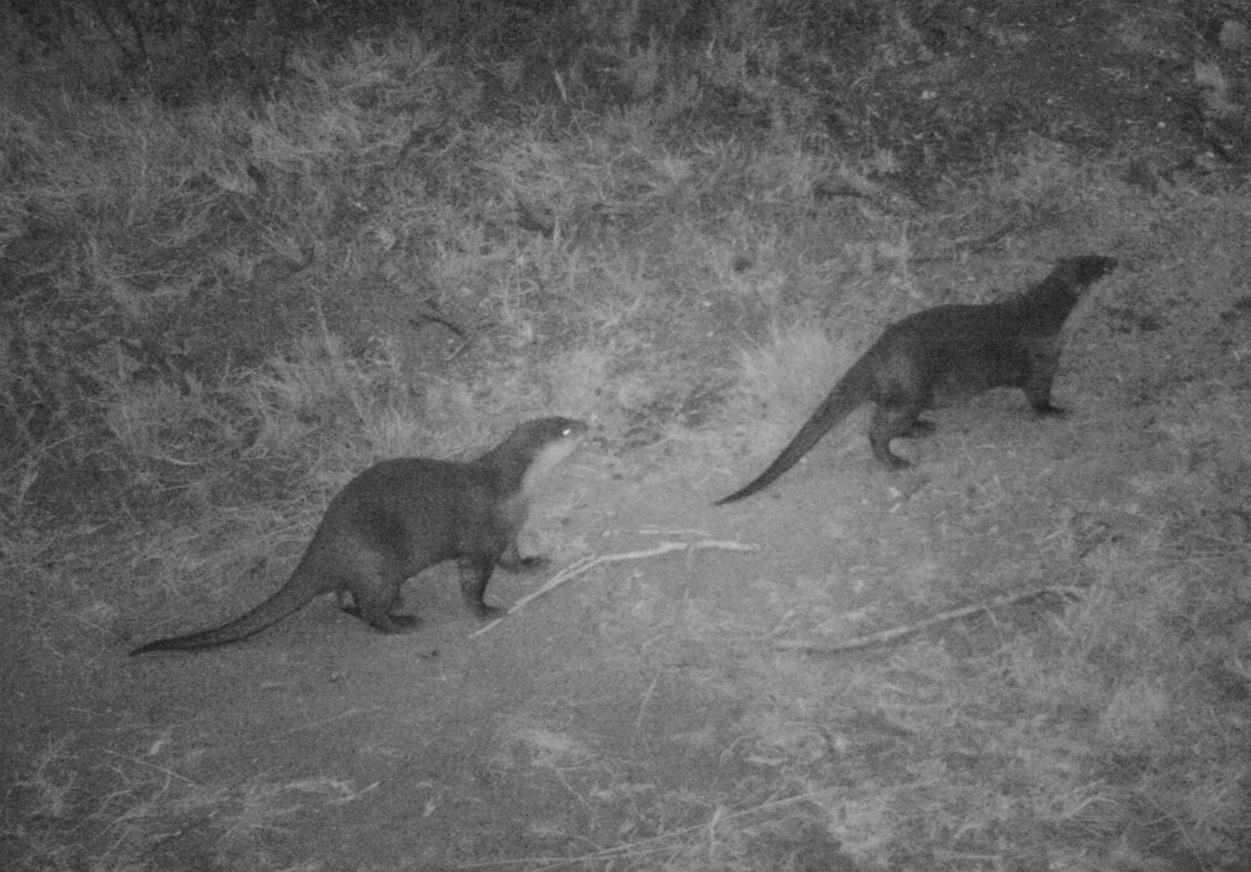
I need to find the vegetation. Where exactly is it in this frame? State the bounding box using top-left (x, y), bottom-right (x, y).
top-left (3, 1), bottom-right (1250, 870)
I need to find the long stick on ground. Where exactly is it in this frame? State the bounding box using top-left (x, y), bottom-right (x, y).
top-left (470, 538), bottom-right (761, 638)
top-left (773, 585), bottom-right (1085, 654)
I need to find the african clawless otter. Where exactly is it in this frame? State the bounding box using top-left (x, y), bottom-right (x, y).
top-left (131, 418), bottom-right (588, 653)
top-left (716, 255), bottom-right (1117, 504)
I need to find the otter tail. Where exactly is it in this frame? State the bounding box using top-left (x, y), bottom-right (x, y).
top-left (716, 361), bottom-right (874, 505)
top-left (129, 563), bottom-right (328, 655)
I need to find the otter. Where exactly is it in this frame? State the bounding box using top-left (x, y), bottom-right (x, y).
top-left (716, 256), bottom-right (1117, 504)
top-left (131, 417), bottom-right (587, 653)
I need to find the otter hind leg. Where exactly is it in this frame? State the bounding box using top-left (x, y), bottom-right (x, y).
top-left (869, 403), bottom-right (925, 469)
top-left (341, 586), bottom-right (419, 632)
top-left (336, 555), bottom-right (420, 633)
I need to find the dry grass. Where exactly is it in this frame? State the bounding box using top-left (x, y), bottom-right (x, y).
top-left (9, 734), bottom-right (374, 872)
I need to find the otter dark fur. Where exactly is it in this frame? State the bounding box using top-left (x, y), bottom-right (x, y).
top-left (131, 417), bottom-right (587, 654)
top-left (716, 256), bottom-right (1117, 504)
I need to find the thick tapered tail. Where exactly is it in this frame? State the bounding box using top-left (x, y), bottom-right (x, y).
top-left (715, 367), bottom-right (869, 505)
top-left (129, 569), bottom-right (321, 655)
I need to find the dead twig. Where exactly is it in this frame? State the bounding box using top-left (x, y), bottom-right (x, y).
top-left (454, 787), bottom-right (836, 869)
top-left (773, 585), bottom-right (1085, 654)
top-left (469, 539), bottom-right (761, 638)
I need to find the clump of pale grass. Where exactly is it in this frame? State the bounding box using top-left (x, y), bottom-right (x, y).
top-left (722, 321), bottom-right (852, 460)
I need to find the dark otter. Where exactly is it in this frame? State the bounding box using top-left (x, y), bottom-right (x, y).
top-left (716, 255), bottom-right (1117, 504)
top-left (131, 417), bottom-right (587, 653)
